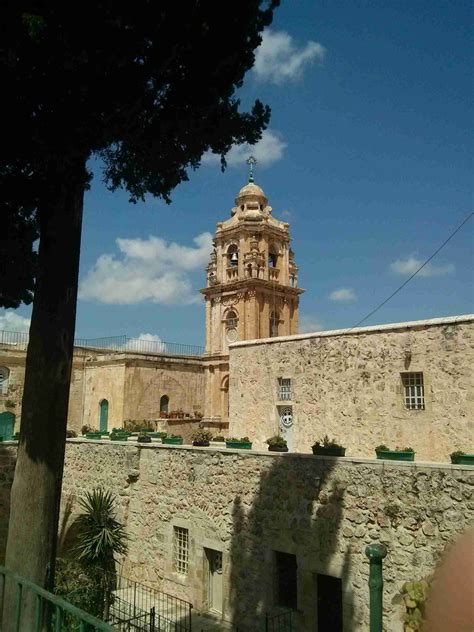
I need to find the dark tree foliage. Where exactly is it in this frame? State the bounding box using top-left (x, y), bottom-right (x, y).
top-left (0, 1), bottom-right (279, 621)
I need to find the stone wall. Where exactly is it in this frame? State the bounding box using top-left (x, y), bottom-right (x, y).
top-left (228, 315), bottom-right (474, 462)
top-left (1, 442), bottom-right (470, 631)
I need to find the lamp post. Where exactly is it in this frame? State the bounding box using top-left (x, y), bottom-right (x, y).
top-left (365, 543), bottom-right (388, 632)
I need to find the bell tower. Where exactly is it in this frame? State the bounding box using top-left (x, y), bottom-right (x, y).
top-left (201, 165), bottom-right (304, 426)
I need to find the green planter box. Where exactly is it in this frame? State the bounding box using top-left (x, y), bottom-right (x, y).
top-left (148, 432), bottom-right (167, 439)
top-left (312, 446), bottom-right (346, 457)
top-left (225, 441), bottom-right (252, 450)
top-left (268, 445), bottom-right (288, 452)
top-left (110, 434), bottom-right (128, 441)
top-left (450, 453), bottom-right (474, 465)
top-left (376, 450), bottom-right (415, 462)
top-left (99, 431), bottom-right (110, 436)
top-left (85, 432), bottom-right (103, 440)
top-left (163, 437), bottom-right (183, 445)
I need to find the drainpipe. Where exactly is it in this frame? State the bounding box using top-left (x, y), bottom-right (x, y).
top-left (365, 543), bottom-right (388, 632)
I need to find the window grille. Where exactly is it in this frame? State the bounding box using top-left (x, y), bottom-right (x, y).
top-left (402, 373), bottom-right (425, 410)
top-left (0, 367), bottom-right (9, 395)
top-left (174, 527), bottom-right (189, 575)
top-left (278, 378), bottom-right (292, 400)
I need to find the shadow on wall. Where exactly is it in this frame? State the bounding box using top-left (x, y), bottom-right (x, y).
top-left (0, 446), bottom-right (17, 565)
top-left (228, 455), bottom-right (355, 631)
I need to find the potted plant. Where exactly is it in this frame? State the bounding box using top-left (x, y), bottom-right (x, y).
top-left (137, 433), bottom-right (152, 443)
top-left (375, 445), bottom-right (415, 462)
top-left (212, 435), bottom-right (225, 442)
top-left (148, 431), bottom-right (167, 439)
top-left (163, 434), bottom-right (183, 445)
top-left (225, 436), bottom-right (252, 450)
top-left (110, 429), bottom-right (129, 441)
top-left (266, 435), bottom-right (288, 453)
top-left (191, 428), bottom-right (213, 447)
top-left (86, 431), bottom-right (102, 440)
top-left (450, 450), bottom-right (474, 465)
top-left (66, 429), bottom-right (78, 438)
top-left (312, 435), bottom-right (346, 457)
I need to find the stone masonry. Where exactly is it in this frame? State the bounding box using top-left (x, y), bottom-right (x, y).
top-left (1, 441), bottom-right (472, 630)
top-left (229, 315), bottom-right (474, 462)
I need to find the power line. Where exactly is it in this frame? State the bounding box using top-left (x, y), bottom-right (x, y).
top-left (349, 210), bottom-right (474, 331)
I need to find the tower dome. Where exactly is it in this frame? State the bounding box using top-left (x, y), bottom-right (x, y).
top-left (235, 182), bottom-right (268, 207)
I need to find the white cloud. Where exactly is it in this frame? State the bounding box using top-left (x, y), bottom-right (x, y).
top-left (253, 29), bottom-right (326, 84)
top-left (79, 232), bottom-right (213, 305)
top-left (329, 288), bottom-right (357, 302)
top-left (202, 129), bottom-right (286, 168)
top-left (0, 311), bottom-right (31, 333)
top-left (299, 315), bottom-right (324, 333)
top-left (390, 256), bottom-right (455, 278)
top-left (123, 333), bottom-right (166, 352)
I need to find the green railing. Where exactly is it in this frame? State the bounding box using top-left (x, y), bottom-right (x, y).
top-left (0, 565), bottom-right (115, 631)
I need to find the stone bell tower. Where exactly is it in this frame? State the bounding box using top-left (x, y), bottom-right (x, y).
top-left (200, 163), bottom-right (304, 426)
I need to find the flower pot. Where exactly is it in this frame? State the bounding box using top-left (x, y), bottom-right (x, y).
top-left (376, 450), bottom-right (415, 462)
top-left (163, 437), bottom-right (183, 445)
top-left (193, 440), bottom-right (210, 447)
top-left (312, 446), bottom-right (346, 457)
top-left (225, 441), bottom-right (252, 450)
top-left (268, 445), bottom-right (288, 452)
top-left (137, 435), bottom-right (152, 443)
top-left (450, 453), bottom-right (474, 465)
top-left (85, 432), bottom-right (102, 440)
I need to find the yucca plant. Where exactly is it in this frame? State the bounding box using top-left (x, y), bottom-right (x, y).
top-left (74, 488), bottom-right (128, 620)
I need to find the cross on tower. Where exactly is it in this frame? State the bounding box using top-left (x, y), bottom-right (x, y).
top-left (246, 155), bottom-right (257, 183)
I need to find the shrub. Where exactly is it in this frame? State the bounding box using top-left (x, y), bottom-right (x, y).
top-left (376, 445), bottom-right (415, 452)
top-left (266, 435), bottom-right (287, 448)
top-left (124, 419), bottom-right (154, 432)
top-left (81, 425), bottom-right (93, 435)
top-left (191, 428), bottom-right (213, 443)
top-left (213, 435), bottom-right (225, 441)
top-left (312, 435), bottom-right (344, 449)
top-left (375, 444), bottom-right (390, 452)
top-left (450, 450), bottom-right (465, 458)
top-left (66, 429), bottom-right (77, 438)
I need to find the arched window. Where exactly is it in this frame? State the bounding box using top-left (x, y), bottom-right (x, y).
top-left (0, 367), bottom-right (9, 395)
top-left (160, 395), bottom-right (169, 413)
top-left (99, 399), bottom-right (109, 432)
top-left (225, 310), bottom-right (238, 329)
top-left (270, 311), bottom-right (280, 338)
top-left (227, 244), bottom-right (238, 267)
top-left (268, 244), bottom-right (279, 268)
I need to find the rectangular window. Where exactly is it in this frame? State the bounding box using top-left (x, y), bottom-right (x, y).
top-left (174, 527), bottom-right (189, 575)
top-left (278, 378), bottom-right (292, 401)
top-left (402, 372), bottom-right (425, 410)
top-left (274, 551), bottom-right (297, 610)
top-left (317, 574), bottom-right (343, 631)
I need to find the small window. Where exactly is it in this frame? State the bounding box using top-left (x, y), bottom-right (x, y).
top-left (160, 395), bottom-right (169, 413)
top-left (174, 526), bottom-right (189, 575)
top-left (274, 551), bottom-right (297, 609)
top-left (402, 372), bottom-right (425, 410)
top-left (0, 367), bottom-right (9, 395)
top-left (278, 378), bottom-right (292, 401)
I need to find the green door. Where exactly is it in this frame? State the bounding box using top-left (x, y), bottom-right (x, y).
top-left (0, 411), bottom-right (15, 441)
top-left (99, 400), bottom-right (109, 432)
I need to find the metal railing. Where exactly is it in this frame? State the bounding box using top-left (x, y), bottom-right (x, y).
top-left (265, 609), bottom-right (294, 631)
top-left (0, 331), bottom-right (204, 357)
top-left (114, 570), bottom-right (192, 631)
top-left (0, 564), bottom-right (114, 631)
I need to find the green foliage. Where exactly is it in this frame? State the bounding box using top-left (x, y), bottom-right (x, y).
top-left (54, 558), bottom-right (103, 620)
top-left (401, 578), bottom-right (431, 631)
top-left (313, 435), bottom-right (344, 449)
top-left (66, 429), bottom-right (77, 438)
top-left (81, 424), bottom-right (94, 435)
top-left (227, 436), bottom-right (251, 443)
top-left (212, 435), bottom-right (225, 441)
top-left (376, 445), bottom-right (415, 452)
top-left (124, 419), bottom-right (154, 432)
top-left (191, 428), bottom-right (213, 443)
top-left (450, 450), bottom-right (465, 458)
top-left (74, 489), bottom-right (128, 568)
top-left (266, 435), bottom-right (287, 447)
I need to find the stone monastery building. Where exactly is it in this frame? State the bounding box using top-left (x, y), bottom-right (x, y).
top-left (0, 178), bottom-right (473, 462)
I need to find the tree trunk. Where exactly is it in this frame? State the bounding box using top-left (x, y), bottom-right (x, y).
top-left (3, 156), bottom-right (87, 630)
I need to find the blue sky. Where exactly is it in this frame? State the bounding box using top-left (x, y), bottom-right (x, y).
top-left (2, 0), bottom-right (473, 345)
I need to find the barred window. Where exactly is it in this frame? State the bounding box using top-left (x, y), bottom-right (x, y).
top-left (402, 373), bottom-right (425, 410)
top-left (278, 378), bottom-right (292, 401)
top-left (174, 527), bottom-right (189, 575)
